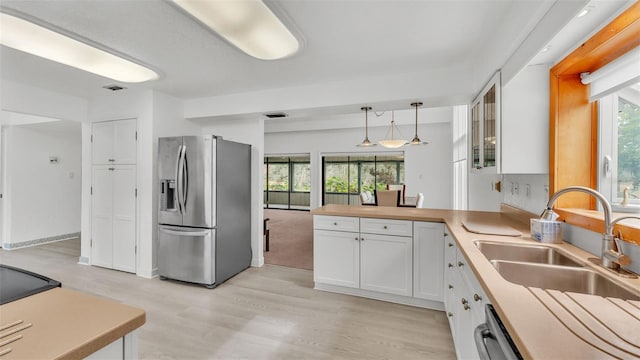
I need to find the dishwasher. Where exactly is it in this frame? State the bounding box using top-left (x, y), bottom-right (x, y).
top-left (475, 304), bottom-right (523, 360)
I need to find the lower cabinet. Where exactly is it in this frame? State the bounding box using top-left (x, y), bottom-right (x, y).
top-left (444, 233), bottom-right (488, 360)
top-left (313, 215), bottom-right (444, 308)
top-left (86, 331), bottom-right (138, 360)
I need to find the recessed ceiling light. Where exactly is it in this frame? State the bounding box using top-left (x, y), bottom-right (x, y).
top-left (172, 0), bottom-right (299, 60)
top-left (540, 45), bottom-right (552, 53)
top-left (0, 12), bottom-right (159, 83)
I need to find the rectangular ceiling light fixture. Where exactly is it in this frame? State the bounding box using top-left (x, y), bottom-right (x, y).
top-left (172, 0), bottom-right (299, 60)
top-left (0, 12), bottom-right (159, 83)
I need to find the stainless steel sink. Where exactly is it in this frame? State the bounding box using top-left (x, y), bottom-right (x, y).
top-left (474, 241), bottom-right (582, 267)
top-left (491, 260), bottom-right (640, 300)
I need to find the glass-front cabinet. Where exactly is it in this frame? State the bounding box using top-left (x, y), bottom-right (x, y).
top-left (470, 72), bottom-right (501, 172)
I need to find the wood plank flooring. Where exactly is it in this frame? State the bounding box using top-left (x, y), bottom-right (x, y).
top-left (1, 239), bottom-right (455, 359)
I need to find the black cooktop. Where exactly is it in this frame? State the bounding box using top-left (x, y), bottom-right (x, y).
top-left (0, 265), bottom-right (61, 305)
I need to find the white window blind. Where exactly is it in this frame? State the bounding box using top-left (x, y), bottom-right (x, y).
top-left (581, 46), bottom-right (640, 101)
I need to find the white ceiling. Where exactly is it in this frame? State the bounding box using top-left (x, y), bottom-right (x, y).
top-left (0, 0), bottom-right (633, 117)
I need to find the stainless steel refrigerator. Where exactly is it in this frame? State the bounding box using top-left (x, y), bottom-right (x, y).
top-left (157, 135), bottom-right (251, 288)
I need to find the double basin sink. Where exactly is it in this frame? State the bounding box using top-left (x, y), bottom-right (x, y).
top-left (474, 241), bottom-right (640, 301)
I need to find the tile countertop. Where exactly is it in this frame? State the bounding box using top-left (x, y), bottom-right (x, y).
top-left (312, 204), bottom-right (640, 359)
top-left (0, 287), bottom-right (145, 359)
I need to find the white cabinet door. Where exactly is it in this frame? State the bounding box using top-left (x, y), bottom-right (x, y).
top-left (112, 165), bottom-right (136, 273)
top-left (92, 122), bottom-right (115, 165)
top-left (314, 229), bottom-right (359, 288)
top-left (360, 233), bottom-right (412, 296)
top-left (91, 166), bottom-right (114, 268)
top-left (91, 165), bottom-right (136, 273)
top-left (413, 222), bottom-right (444, 301)
top-left (92, 119), bottom-right (136, 164)
top-left (112, 119), bottom-right (137, 164)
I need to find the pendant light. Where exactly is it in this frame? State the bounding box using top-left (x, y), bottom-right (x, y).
top-left (409, 102), bottom-right (428, 145)
top-left (379, 111), bottom-right (408, 148)
top-left (356, 106), bottom-right (377, 147)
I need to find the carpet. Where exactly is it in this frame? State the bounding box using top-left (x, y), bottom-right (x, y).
top-left (263, 209), bottom-right (313, 270)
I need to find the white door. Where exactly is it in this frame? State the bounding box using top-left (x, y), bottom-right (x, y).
top-left (313, 229), bottom-right (360, 288)
top-left (360, 233), bottom-right (412, 296)
top-left (112, 165), bottom-right (136, 273)
top-left (91, 166), bottom-right (114, 268)
top-left (413, 222), bottom-right (445, 301)
top-left (112, 119), bottom-right (136, 164)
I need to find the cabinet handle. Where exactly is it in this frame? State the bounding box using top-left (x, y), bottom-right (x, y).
top-left (457, 261), bottom-right (464, 267)
top-left (463, 303), bottom-right (471, 311)
top-left (108, 159), bottom-right (115, 162)
top-left (448, 242), bottom-right (454, 247)
top-left (355, 237), bottom-right (359, 241)
top-left (108, 167), bottom-right (115, 171)
top-left (448, 284), bottom-right (453, 289)
top-left (461, 298), bottom-right (468, 305)
top-left (383, 225), bottom-right (388, 229)
top-left (334, 222), bottom-right (338, 226)
top-left (473, 293), bottom-right (482, 302)
top-left (448, 263), bottom-right (454, 268)
top-left (444, 233), bottom-right (449, 237)
top-left (360, 237), bottom-right (364, 242)
top-left (447, 312), bottom-right (453, 318)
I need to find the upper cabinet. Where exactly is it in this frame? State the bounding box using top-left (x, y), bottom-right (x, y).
top-left (501, 64), bottom-right (549, 174)
top-left (470, 72), bottom-right (501, 173)
top-left (92, 119), bottom-right (137, 165)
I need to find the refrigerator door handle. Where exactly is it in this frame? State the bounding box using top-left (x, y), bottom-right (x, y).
top-left (175, 145), bottom-right (184, 213)
top-left (182, 145), bottom-right (189, 209)
top-left (159, 227), bottom-right (211, 237)
top-left (177, 144), bottom-right (187, 213)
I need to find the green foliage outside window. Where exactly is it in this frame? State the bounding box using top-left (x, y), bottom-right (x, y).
top-left (618, 97), bottom-right (640, 198)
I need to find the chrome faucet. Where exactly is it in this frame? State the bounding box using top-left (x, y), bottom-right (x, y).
top-left (541, 186), bottom-right (640, 275)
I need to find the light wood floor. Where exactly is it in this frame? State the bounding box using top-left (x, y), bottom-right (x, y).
top-left (1, 239), bottom-right (456, 359)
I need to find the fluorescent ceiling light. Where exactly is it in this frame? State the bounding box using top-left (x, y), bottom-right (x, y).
top-left (0, 12), bottom-right (159, 83)
top-left (172, 0), bottom-right (299, 60)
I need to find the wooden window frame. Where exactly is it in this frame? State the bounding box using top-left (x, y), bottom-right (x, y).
top-left (549, 1), bottom-right (640, 243)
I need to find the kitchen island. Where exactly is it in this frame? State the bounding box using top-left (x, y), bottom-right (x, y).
top-left (312, 204), bottom-right (640, 359)
top-left (0, 287), bottom-right (145, 359)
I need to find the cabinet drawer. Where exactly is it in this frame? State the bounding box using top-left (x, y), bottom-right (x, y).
top-left (313, 215), bottom-right (359, 232)
top-left (360, 218), bottom-right (412, 237)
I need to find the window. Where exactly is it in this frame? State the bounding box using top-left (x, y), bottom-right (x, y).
top-left (599, 83), bottom-right (640, 210)
top-left (322, 154), bottom-right (404, 205)
top-left (264, 155), bottom-right (310, 210)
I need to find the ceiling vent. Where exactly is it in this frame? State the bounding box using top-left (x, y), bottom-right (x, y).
top-left (102, 84), bottom-right (127, 91)
top-left (264, 112), bottom-right (287, 119)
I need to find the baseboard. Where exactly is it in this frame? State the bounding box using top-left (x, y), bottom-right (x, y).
top-left (78, 256), bottom-right (90, 265)
top-left (136, 267), bottom-right (158, 279)
top-left (314, 283), bottom-right (445, 311)
top-left (2, 232), bottom-right (81, 250)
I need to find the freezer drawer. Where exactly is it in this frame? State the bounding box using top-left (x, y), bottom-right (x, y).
top-left (158, 226), bottom-right (215, 286)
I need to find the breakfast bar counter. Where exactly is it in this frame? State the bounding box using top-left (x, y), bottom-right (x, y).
top-left (312, 204), bottom-right (640, 359)
top-left (0, 287), bottom-right (145, 359)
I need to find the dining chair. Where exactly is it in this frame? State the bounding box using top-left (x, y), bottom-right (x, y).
top-left (415, 192), bottom-right (425, 208)
top-left (374, 189), bottom-right (400, 207)
top-left (386, 184), bottom-right (406, 204)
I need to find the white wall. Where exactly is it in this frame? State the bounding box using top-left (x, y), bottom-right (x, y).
top-left (2, 121), bottom-right (81, 247)
top-left (0, 80), bottom-right (88, 122)
top-left (265, 107), bottom-right (453, 210)
top-left (196, 117), bottom-right (265, 267)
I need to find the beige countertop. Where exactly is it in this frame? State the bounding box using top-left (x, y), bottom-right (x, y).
top-left (0, 287), bottom-right (145, 359)
top-left (312, 204), bottom-right (640, 359)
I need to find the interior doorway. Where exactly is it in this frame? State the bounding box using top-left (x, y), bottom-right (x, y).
top-left (263, 208), bottom-right (313, 270)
